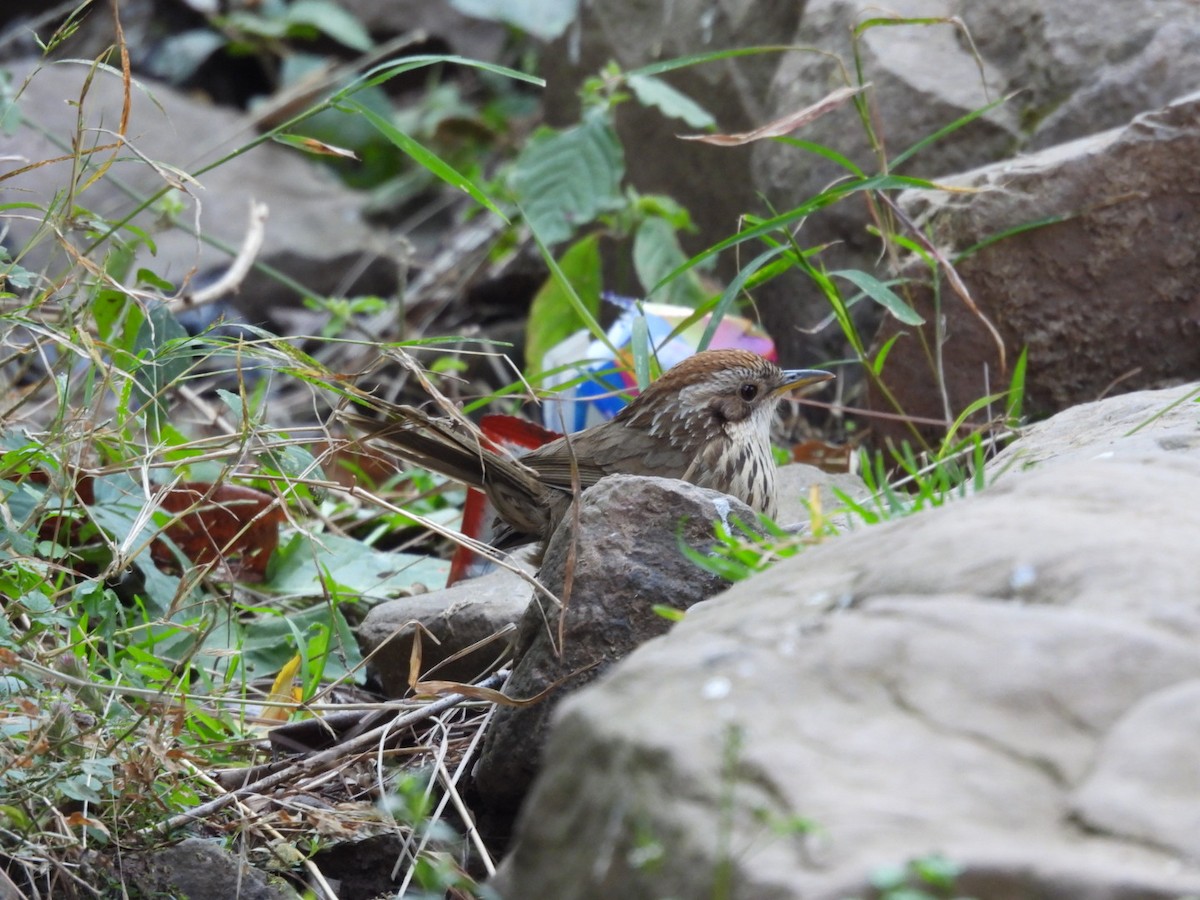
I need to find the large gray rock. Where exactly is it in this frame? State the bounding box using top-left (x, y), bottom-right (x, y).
top-left (494, 381), bottom-right (1200, 899)
top-left (967, 1), bottom-right (1200, 151)
top-left (990, 380), bottom-right (1200, 474)
top-left (473, 475), bottom-right (763, 817)
top-left (1072, 679), bottom-right (1200, 860)
top-left (872, 92), bottom-right (1200, 444)
top-left (753, 0), bottom-right (1200, 363)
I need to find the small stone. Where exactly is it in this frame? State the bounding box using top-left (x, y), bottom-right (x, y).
top-left (357, 549), bottom-right (538, 695)
top-left (471, 475), bottom-right (764, 819)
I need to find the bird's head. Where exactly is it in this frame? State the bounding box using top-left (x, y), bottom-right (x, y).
top-left (621, 348), bottom-right (834, 444)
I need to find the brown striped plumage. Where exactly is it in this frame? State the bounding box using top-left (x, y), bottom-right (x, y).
top-left (339, 349), bottom-right (833, 551)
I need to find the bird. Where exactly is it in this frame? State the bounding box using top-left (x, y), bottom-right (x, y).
top-left (339, 349), bottom-right (834, 552)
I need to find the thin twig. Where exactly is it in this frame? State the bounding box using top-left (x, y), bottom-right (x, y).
top-left (879, 191), bottom-right (1007, 373)
top-left (441, 705), bottom-right (497, 876)
top-left (172, 200), bottom-right (269, 309)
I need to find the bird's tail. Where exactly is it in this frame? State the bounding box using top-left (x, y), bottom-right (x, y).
top-left (336, 400), bottom-right (554, 540)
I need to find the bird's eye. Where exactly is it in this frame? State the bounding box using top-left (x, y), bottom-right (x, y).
top-left (739, 383), bottom-right (759, 401)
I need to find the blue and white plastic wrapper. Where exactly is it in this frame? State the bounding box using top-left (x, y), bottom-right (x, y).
top-left (538, 299), bottom-right (777, 434)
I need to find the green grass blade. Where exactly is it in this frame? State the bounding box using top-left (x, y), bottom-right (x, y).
top-left (627, 46), bottom-right (800, 78)
top-left (347, 99), bottom-right (508, 221)
top-left (829, 269), bottom-right (924, 325)
top-left (953, 214), bottom-right (1071, 264)
top-left (341, 55), bottom-right (543, 95)
top-left (1006, 346), bottom-right (1028, 424)
top-left (698, 243), bottom-right (791, 350)
top-left (937, 391), bottom-right (1008, 459)
top-left (631, 313), bottom-right (652, 390)
top-left (651, 172), bottom-right (943, 295)
top-left (525, 209), bottom-right (618, 358)
top-left (891, 93), bottom-right (1013, 170)
top-left (771, 137), bottom-right (866, 177)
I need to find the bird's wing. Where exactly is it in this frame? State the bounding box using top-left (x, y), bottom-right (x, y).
top-left (522, 430), bottom-right (690, 490)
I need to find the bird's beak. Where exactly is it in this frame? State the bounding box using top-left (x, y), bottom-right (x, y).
top-left (774, 368), bottom-right (835, 396)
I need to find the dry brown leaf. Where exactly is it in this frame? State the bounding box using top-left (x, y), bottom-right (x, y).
top-left (292, 137), bottom-right (360, 160)
top-left (678, 84), bottom-right (869, 146)
top-left (152, 482), bottom-right (284, 580)
top-left (412, 680), bottom-right (538, 707)
top-left (415, 660), bottom-right (599, 706)
top-left (790, 439), bottom-right (854, 473)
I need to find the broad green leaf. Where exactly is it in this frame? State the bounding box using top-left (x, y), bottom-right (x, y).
top-left (527, 224), bottom-right (616, 357)
top-left (120, 644), bottom-right (177, 682)
top-left (627, 74), bottom-right (714, 128)
top-left (830, 269), bottom-right (924, 325)
top-left (0, 480), bottom-right (45, 543)
top-left (240, 603), bottom-right (362, 681)
top-left (16, 590), bottom-right (53, 616)
top-left (84, 472), bottom-right (195, 617)
top-left (58, 776), bottom-right (104, 805)
top-left (633, 216), bottom-right (707, 308)
top-left (511, 110), bottom-right (624, 246)
top-left (265, 532), bottom-right (449, 599)
top-left (92, 289), bottom-right (142, 348)
top-left (259, 443), bottom-right (326, 483)
top-left (135, 268), bottom-right (174, 291)
top-left (225, 2), bottom-right (372, 50)
top-left (224, 10), bottom-right (288, 39)
top-left (526, 234), bottom-right (602, 373)
top-left (216, 388), bottom-right (247, 426)
top-left (286, 0), bottom-right (373, 51)
top-left (132, 303), bottom-right (190, 437)
top-left (450, 0), bottom-right (579, 41)
top-left (1, 256), bottom-right (38, 290)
